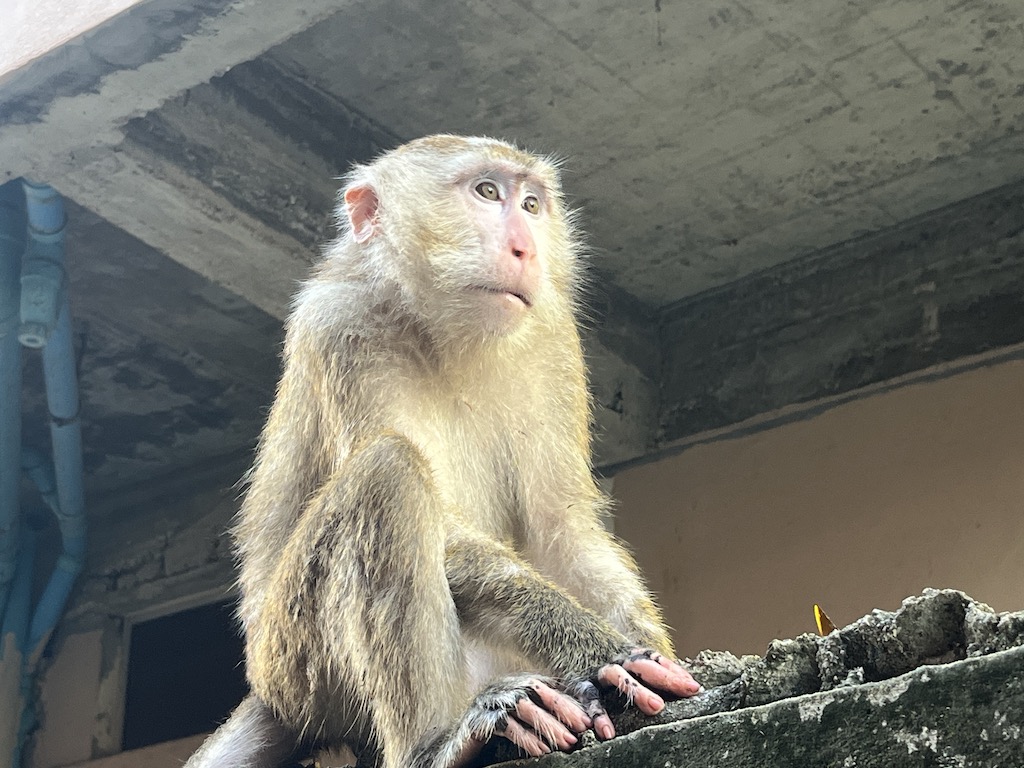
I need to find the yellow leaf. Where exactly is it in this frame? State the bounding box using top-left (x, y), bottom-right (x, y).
top-left (814, 603), bottom-right (837, 636)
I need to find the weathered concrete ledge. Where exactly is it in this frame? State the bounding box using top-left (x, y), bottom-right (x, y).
top-left (657, 178), bottom-right (1024, 446)
top-left (489, 590), bottom-right (1024, 767)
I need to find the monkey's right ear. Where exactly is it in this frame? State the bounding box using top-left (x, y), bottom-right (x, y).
top-left (344, 185), bottom-right (380, 244)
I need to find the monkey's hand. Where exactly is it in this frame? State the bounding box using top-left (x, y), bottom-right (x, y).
top-left (572, 648), bottom-right (702, 741)
top-left (445, 675), bottom-right (592, 765)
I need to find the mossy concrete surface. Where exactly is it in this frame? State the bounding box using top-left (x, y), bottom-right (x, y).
top-left (530, 643), bottom-right (1023, 767)
top-left (492, 590), bottom-right (1024, 767)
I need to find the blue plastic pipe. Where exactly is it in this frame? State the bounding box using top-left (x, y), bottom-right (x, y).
top-left (0, 181), bottom-right (26, 623)
top-left (20, 182), bottom-right (86, 655)
top-left (0, 182), bottom-right (86, 768)
top-left (19, 181), bottom-right (66, 350)
top-left (21, 448), bottom-right (59, 517)
top-left (0, 530), bottom-right (35, 651)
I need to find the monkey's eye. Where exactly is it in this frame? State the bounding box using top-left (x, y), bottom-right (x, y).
top-left (522, 196), bottom-right (540, 215)
top-left (475, 181), bottom-right (501, 201)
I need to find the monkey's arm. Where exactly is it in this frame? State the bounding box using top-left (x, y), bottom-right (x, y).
top-left (520, 485), bottom-right (677, 659)
top-left (447, 532), bottom-right (624, 672)
top-left (557, 516), bottom-right (677, 655)
top-left (445, 531), bottom-right (698, 741)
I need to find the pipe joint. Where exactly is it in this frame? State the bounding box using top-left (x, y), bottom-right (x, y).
top-left (19, 258), bottom-right (66, 348)
top-left (22, 449), bottom-right (60, 517)
top-left (21, 181), bottom-right (66, 237)
top-left (54, 510), bottom-right (86, 540)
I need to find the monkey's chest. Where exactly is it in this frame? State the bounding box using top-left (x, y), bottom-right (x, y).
top-left (406, 403), bottom-right (523, 540)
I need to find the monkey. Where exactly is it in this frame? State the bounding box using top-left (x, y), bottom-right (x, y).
top-left (185, 135), bottom-right (699, 768)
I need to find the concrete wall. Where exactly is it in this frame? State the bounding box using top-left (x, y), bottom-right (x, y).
top-left (615, 357), bottom-right (1024, 658)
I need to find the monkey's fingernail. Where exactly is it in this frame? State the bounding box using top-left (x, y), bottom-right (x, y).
top-left (650, 694), bottom-right (665, 711)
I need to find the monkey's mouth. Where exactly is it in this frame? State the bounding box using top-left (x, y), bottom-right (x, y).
top-left (472, 286), bottom-right (532, 308)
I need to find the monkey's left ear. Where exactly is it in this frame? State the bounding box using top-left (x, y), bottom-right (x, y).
top-left (344, 185), bottom-right (379, 244)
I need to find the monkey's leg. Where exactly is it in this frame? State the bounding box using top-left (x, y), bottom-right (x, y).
top-left (255, 434), bottom-right (464, 768)
top-left (184, 694), bottom-right (298, 768)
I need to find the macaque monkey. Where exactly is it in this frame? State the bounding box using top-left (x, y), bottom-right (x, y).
top-left (186, 135), bottom-right (699, 768)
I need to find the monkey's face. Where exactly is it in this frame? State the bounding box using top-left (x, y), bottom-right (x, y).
top-left (343, 136), bottom-right (578, 345)
top-left (438, 167), bottom-right (550, 336)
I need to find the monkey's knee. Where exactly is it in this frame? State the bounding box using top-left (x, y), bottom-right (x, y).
top-left (344, 432), bottom-right (437, 504)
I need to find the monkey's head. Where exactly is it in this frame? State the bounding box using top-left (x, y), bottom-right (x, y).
top-left (338, 135), bottom-right (582, 345)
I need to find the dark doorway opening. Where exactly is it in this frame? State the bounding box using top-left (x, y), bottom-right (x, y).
top-left (122, 600), bottom-right (246, 750)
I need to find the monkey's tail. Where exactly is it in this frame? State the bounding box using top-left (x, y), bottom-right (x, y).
top-left (184, 694), bottom-right (300, 768)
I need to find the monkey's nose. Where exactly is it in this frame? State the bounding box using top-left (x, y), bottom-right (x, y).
top-left (508, 237), bottom-right (536, 262)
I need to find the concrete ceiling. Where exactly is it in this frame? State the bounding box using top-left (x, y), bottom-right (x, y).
top-left (2, 0), bottom-right (1024, 494)
top-left (268, 0), bottom-right (1024, 304)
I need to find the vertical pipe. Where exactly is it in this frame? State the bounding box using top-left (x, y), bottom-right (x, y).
top-left (0, 180), bottom-right (26, 622)
top-left (19, 181), bottom-right (65, 350)
top-left (0, 531), bottom-right (35, 656)
top-left (19, 182), bottom-right (85, 656)
top-left (29, 298), bottom-right (86, 652)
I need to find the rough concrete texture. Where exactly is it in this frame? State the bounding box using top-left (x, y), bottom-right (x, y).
top-left (4, 0), bottom-right (1024, 478)
top-left (244, 0), bottom-right (1024, 305)
top-left (57, 457), bottom-right (243, 633)
top-left (487, 590), bottom-right (1024, 767)
top-left (17, 199), bottom-right (280, 497)
top-left (5, 0), bottom-right (1024, 310)
top-left (658, 177), bottom-right (1024, 446)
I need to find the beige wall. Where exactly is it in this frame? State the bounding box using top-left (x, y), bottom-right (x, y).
top-left (614, 358), bottom-right (1024, 658)
top-left (66, 735), bottom-right (205, 768)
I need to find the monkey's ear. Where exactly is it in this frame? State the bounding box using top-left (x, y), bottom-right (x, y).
top-left (344, 185), bottom-right (380, 244)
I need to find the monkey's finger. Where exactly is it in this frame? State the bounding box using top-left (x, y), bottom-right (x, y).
top-left (621, 655), bottom-right (701, 698)
top-left (571, 680), bottom-right (614, 740)
top-left (529, 682), bottom-right (591, 733)
top-left (596, 663), bottom-right (665, 716)
top-left (513, 699), bottom-right (578, 751)
top-left (499, 718), bottom-right (551, 758)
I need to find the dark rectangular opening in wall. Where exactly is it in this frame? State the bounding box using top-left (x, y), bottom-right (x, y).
top-left (122, 600), bottom-right (246, 750)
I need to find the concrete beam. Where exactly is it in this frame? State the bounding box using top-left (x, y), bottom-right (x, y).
top-left (658, 176), bottom-right (1024, 448)
top-left (16, 200), bottom-right (282, 495)
top-left (0, 0), bottom-right (352, 182)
